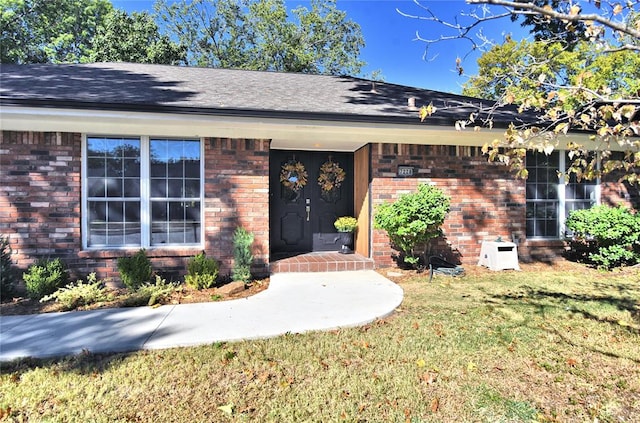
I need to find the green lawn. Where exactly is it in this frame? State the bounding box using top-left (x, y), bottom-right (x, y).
top-left (1, 263), bottom-right (639, 422)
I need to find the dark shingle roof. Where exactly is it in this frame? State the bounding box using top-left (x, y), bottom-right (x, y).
top-left (0, 62), bottom-right (522, 126)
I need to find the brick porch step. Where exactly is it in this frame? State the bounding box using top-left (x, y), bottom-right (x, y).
top-left (270, 252), bottom-right (375, 274)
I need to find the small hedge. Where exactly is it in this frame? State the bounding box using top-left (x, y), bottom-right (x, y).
top-left (374, 183), bottom-right (450, 268)
top-left (0, 235), bottom-right (16, 301)
top-left (41, 273), bottom-right (112, 310)
top-left (123, 276), bottom-right (179, 307)
top-left (566, 205), bottom-right (640, 269)
top-left (232, 227), bottom-right (254, 283)
top-left (23, 258), bottom-right (70, 300)
top-left (185, 252), bottom-right (219, 289)
top-left (117, 249), bottom-right (153, 289)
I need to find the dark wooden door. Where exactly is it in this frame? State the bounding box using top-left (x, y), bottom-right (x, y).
top-left (270, 150), bottom-right (353, 255)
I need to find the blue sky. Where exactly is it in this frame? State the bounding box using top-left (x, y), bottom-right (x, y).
top-left (112, 0), bottom-right (528, 94)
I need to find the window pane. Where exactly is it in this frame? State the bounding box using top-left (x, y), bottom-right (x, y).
top-left (184, 180), bottom-right (200, 198)
top-left (186, 201), bottom-right (200, 221)
top-left (106, 223), bottom-right (124, 246)
top-left (87, 158), bottom-right (105, 177)
top-left (544, 219), bottom-right (558, 237)
top-left (124, 202), bottom-right (140, 223)
top-left (184, 160), bottom-right (199, 178)
top-left (152, 201), bottom-right (167, 220)
top-left (121, 140), bottom-right (140, 157)
top-left (106, 178), bottom-right (123, 197)
top-left (88, 178), bottom-right (105, 197)
top-left (168, 161), bottom-right (183, 178)
top-left (123, 179), bottom-right (140, 197)
top-left (87, 138), bottom-right (107, 156)
top-left (168, 201), bottom-right (184, 221)
top-left (123, 158), bottom-right (140, 177)
top-left (124, 223), bottom-right (141, 245)
top-left (151, 222), bottom-right (168, 245)
top-left (88, 201), bottom-right (106, 222)
top-left (183, 141), bottom-right (200, 160)
top-left (106, 158), bottom-right (123, 177)
top-left (168, 179), bottom-right (183, 197)
top-left (151, 140), bottom-right (169, 162)
top-left (107, 202), bottom-right (124, 222)
top-left (150, 161), bottom-right (167, 177)
top-left (151, 179), bottom-right (167, 198)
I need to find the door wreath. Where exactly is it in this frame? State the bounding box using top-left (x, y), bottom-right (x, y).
top-left (280, 160), bottom-right (308, 192)
top-left (317, 159), bottom-right (345, 192)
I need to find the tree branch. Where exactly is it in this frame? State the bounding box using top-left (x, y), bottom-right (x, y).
top-left (467, 0), bottom-right (640, 40)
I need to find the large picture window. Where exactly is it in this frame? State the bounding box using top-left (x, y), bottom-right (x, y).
top-left (526, 151), bottom-right (598, 239)
top-left (84, 136), bottom-right (202, 248)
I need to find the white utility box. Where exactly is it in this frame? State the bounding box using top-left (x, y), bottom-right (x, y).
top-left (477, 241), bottom-right (520, 271)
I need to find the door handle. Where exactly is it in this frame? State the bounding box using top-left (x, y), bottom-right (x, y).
top-left (305, 205), bottom-right (310, 221)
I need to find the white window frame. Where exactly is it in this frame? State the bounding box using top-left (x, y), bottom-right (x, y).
top-left (526, 151), bottom-right (601, 240)
top-left (82, 134), bottom-right (204, 250)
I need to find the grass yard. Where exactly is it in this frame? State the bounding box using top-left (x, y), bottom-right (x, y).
top-left (1, 262), bottom-right (639, 422)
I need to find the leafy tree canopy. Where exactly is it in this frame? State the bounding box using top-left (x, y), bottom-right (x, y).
top-left (0, 0), bottom-right (184, 64)
top-left (153, 0), bottom-right (366, 75)
top-left (403, 0), bottom-right (640, 184)
top-left (91, 9), bottom-right (185, 64)
top-left (1, 0), bottom-right (113, 63)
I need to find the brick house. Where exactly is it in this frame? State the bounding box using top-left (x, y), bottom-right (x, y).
top-left (1, 63), bottom-right (637, 281)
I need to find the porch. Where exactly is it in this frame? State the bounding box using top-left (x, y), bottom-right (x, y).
top-left (270, 252), bottom-right (374, 274)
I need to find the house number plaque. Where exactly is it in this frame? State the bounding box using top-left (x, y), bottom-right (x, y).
top-left (397, 165), bottom-right (415, 177)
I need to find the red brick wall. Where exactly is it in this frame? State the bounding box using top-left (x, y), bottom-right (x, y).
top-left (1, 131), bottom-right (270, 285)
top-left (370, 143), bottom-right (526, 267)
top-left (601, 179), bottom-right (639, 210)
top-left (203, 138), bottom-right (270, 277)
top-left (1, 131), bottom-right (82, 272)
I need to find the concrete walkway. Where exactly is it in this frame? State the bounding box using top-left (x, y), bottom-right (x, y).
top-left (0, 270), bottom-right (403, 362)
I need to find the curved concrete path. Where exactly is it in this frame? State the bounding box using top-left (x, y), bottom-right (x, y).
top-left (0, 270), bottom-right (403, 362)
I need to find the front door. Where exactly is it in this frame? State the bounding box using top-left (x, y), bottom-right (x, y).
top-left (270, 150), bottom-right (354, 255)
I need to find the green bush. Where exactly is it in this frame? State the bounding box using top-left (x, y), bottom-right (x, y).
top-left (40, 273), bottom-right (112, 310)
top-left (23, 258), bottom-right (70, 300)
top-left (117, 249), bottom-right (152, 289)
top-left (185, 252), bottom-right (219, 289)
top-left (232, 227), bottom-right (254, 283)
top-left (566, 204), bottom-right (640, 269)
top-left (123, 276), bottom-right (178, 307)
top-left (374, 183), bottom-right (451, 267)
top-left (0, 235), bottom-right (16, 301)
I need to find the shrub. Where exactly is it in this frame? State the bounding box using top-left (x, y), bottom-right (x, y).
top-left (566, 204), bottom-right (640, 269)
top-left (185, 252), bottom-right (219, 289)
top-left (0, 235), bottom-right (16, 301)
top-left (40, 273), bottom-right (112, 310)
top-left (123, 276), bottom-right (178, 307)
top-left (117, 249), bottom-right (152, 289)
top-left (232, 227), bottom-right (254, 283)
top-left (23, 258), bottom-right (70, 300)
top-left (374, 183), bottom-right (451, 268)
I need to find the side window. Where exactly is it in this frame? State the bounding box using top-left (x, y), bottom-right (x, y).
top-left (525, 151), bottom-right (560, 238)
top-left (525, 151), bottom-right (598, 239)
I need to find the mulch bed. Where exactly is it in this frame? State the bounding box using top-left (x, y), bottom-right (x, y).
top-left (0, 279), bottom-right (270, 316)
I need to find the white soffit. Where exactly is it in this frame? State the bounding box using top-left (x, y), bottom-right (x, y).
top-left (1, 106), bottom-right (597, 152)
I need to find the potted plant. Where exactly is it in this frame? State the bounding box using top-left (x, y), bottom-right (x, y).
top-left (334, 216), bottom-right (358, 254)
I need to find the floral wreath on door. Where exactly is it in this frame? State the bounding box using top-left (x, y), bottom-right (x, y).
top-left (280, 160), bottom-right (308, 192)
